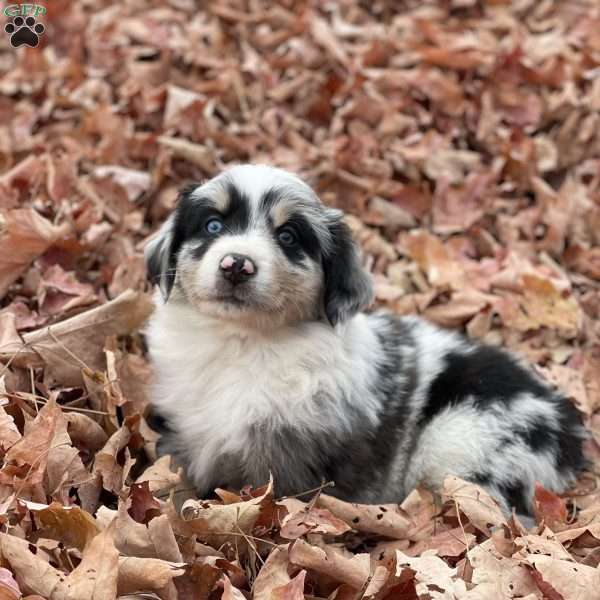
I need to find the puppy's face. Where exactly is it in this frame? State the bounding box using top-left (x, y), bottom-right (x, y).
top-left (146, 165), bottom-right (372, 327)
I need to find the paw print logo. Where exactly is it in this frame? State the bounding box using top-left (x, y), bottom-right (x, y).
top-left (5, 16), bottom-right (45, 48)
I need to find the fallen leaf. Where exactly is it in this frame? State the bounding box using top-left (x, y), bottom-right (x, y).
top-left (317, 494), bottom-right (411, 538)
top-left (271, 570), bottom-right (306, 600)
top-left (93, 166), bottom-right (152, 202)
top-left (128, 481), bottom-right (161, 524)
top-left (135, 455), bottom-right (182, 495)
top-left (442, 475), bottom-right (506, 535)
top-left (0, 397), bottom-right (64, 490)
top-left (0, 568), bottom-right (20, 600)
top-left (0, 209), bottom-right (71, 300)
top-left (280, 506), bottom-right (351, 539)
top-left (22, 500), bottom-right (100, 551)
top-left (533, 483), bottom-right (567, 530)
top-left (180, 478), bottom-right (273, 549)
top-left (93, 424), bottom-right (135, 494)
top-left (289, 539), bottom-right (370, 590)
top-left (60, 523), bottom-right (120, 600)
top-left (37, 265), bottom-right (96, 317)
top-left (395, 550), bottom-right (467, 598)
top-left (253, 545), bottom-right (292, 600)
top-left (6, 290), bottom-right (154, 386)
top-left (527, 555), bottom-right (600, 600)
top-left (117, 557), bottom-right (185, 597)
top-left (403, 230), bottom-right (465, 289)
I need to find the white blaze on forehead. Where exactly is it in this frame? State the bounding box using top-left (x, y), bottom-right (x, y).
top-left (223, 164), bottom-right (315, 204)
top-left (194, 164), bottom-right (319, 221)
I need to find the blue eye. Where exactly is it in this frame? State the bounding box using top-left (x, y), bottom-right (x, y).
top-left (206, 217), bottom-right (224, 234)
top-left (277, 228), bottom-right (297, 246)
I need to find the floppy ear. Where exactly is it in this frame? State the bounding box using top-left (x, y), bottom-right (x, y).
top-left (144, 215), bottom-right (176, 300)
top-left (322, 214), bottom-right (373, 326)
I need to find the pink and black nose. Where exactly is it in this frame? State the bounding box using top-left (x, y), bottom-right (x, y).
top-left (219, 254), bottom-right (256, 285)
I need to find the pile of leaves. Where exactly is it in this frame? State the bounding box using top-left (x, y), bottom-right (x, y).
top-left (1, 0), bottom-right (600, 598)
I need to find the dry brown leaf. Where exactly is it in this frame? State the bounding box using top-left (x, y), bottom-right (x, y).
top-left (533, 483), bottom-right (567, 529)
top-left (280, 506), bottom-right (351, 539)
top-left (271, 570), bottom-right (306, 600)
top-left (317, 493), bottom-right (411, 538)
top-left (407, 527), bottom-right (475, 558)
top-left (129, 481), bottom-right (161, 524)
top-left (61, 523), bottom-right (120, 600)
top-left (157, 136), bottom-right (215, 172)
top-left (180, 478), bottom-right (273, 548)
top-left (0, 533), bottom-right (65, 598)
top-left (442, 475), bottom-right (506, 535)
top-left (0, 396), bottom-right (64, 490)
top-left (135, 455), bottom-right (182, 495)
top-left (93, 166), bottom-right (152, 202)
top-left (395, 550), bottom-right (467, 598)
top-left (514, 531), bottom-right (573, 562)
top-left (0, 524), bottom-right (118, 600)
top-left (0, 209), bottom-right (71, 299)
top-left (0, 314), bottom-right (21, 352)
top-left (498, 274), bottom-right (582, 338)
top-left (117, 557), bottom-right (185, 597)
top-left (22, 500), bottom-right (100, 551)
top-left (93, 424), bottom-right (135, 494)
top-left (222, 575), bottom-right (247, 600)
top-left (289, 539), bottom-right (370, 590)
top-left (466, 540), bottom-right (540, 599)
top-left (424, 290), bottom-right (494, 328)
top-left (527, 555), bottom-right (600, 600)
top-left (0, 568), bottom-right (20, 600)
top-left (7, 290), bottom-right (154, 386)
top-left (37, 265), bottom-right (96, 317)
top-left (403, 230), bottom-right (465, 289)
top-left (253, 545), bottom-right (292, 600)
top-left (65, 412), bottom-right (109, 454)
top-left (0, 400), bottom-right (21, 453)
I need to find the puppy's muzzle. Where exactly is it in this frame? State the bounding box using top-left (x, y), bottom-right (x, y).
top-left (219, 253), bottom-right (256, 285)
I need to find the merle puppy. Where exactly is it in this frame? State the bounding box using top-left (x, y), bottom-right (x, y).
top-left (145, 164), bottom-right (585, 515)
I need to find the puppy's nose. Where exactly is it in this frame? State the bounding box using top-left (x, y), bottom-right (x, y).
top-left (219, 253), bottom-right (256, 284)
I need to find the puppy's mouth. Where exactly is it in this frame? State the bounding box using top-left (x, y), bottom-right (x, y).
top-left (211, 285), bottom-right (259, 308)
top-left (215, 294), bottom-right (249, 307)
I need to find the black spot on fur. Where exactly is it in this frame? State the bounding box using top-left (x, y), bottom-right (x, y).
top-left (420, 346), bottom-right (549, 425)
top-left (555, 400), bottom-right (586, 473)
top-left (322, 220), bottom-right (373, 326)
top-left (515, 418), bottom-right (554, 452)
top-left (224, 182), bottom-right (250, 233)
top-left (260, 187), bottom-right (282, 214)
top-left (499, 480), bottom-right (529, 514)
top-left (472, 472), bottom-right (492, 486)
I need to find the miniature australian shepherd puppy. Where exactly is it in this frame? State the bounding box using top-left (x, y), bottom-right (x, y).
top-left (145, 164), bottom-right (585, 516)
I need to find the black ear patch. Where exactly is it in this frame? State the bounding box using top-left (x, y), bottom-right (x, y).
top-left (145, 183), bottom-right (202, 300)
top-left (145, 219), bottom-right (176, 300)
top-left (322, 219), bottom-right (373, 326)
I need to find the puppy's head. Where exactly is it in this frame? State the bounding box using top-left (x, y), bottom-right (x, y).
top-left (145, 165), bottom-right (372, 326)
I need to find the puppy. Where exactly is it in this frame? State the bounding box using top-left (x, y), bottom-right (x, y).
top-left (145, 164), bottom-right (585, 515)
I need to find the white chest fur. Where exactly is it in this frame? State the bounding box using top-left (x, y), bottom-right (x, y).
top-left (145, 298), bottom-right (382, 490)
